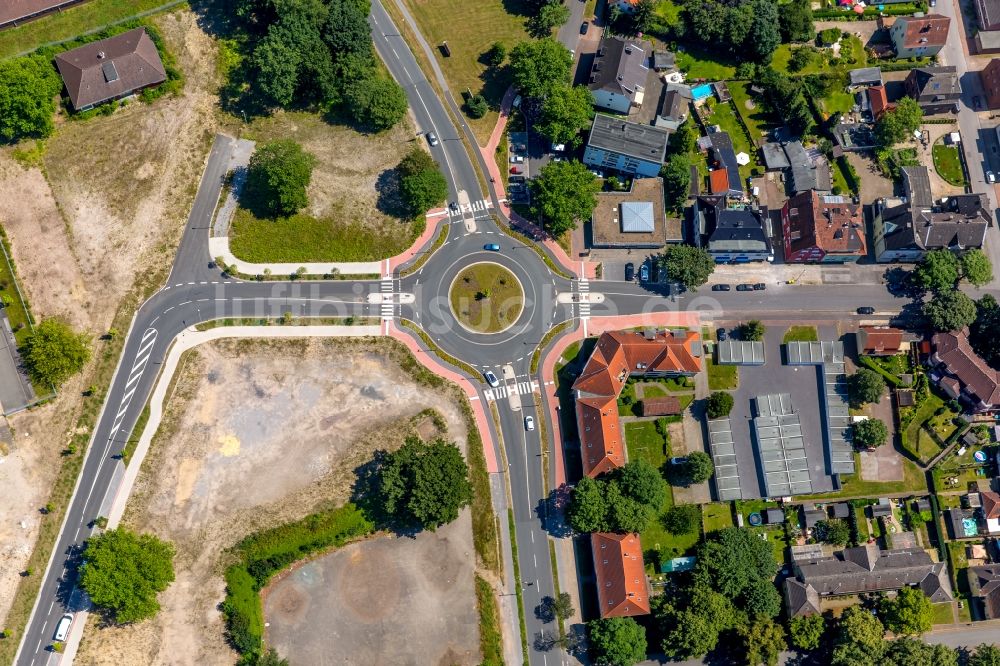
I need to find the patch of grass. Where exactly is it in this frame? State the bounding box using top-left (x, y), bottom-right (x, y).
top-left (729, 81), bottom-right (774, 144)
top-left (642, 384), bottom-right (669, 399)
top-left (702, 100), bottom-right (759, 182)
top-left (548, 540), bottom-right (565, 637)
top-left (475, 575), bottom-right (504, 665)
top-left (706, 357), bottom-right (738, 391)
top-left (450, 262), bottom-right (524, 334)
top-left (901, 392), bottom-right (948, 464)
top-left (0, 229), bottom-right (36, 348)
top-left (624, 421), bottom-right (668, 462)
top-left (400, 224), bottom-right (449, 277)
top-left (0, 0), bottom-right (182, 60)
top-left (821, 90), bottom-right (856, 116)
top-left (771, 35), bottom-right (867, 78)
top-left (654, 0), bottom-right (682, 23)
top-left (229, 207), bottom-right (424, 263)
top-left (121, 404), bottom-right (150, 466)
top-left (782, 325), bottom-right (818, 343)
top-left (931, 601), bottom-right (955, 626)
top-left (702, 502), bottom-right (734, 533)
top-left (810, 453), bottom-right (928, 499)
top-left (675, 45), bottom-right (737, 80)
top-left (932, 142), bottom-right (966, 187)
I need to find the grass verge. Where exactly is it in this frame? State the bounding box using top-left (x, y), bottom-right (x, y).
top-left (492, 215), bottom-right (574, 280)
top-left (530, 320), bottom-right (573, 374)
top-left (398, 318), bottom-right (481, 379)
top-left (706, 357), bottom-right (738, 390)
top-left (508, 510), bottom-right (530, 663)
top-left (400, 223), bottom-right (449, 277)
top-left (782, 325), bottom-right (819, 343)
top-left (475, 574), bottom-right (505, 665)
top-left (194, 316), bottom-right (378, 331)
top-left (548, 540), bottom-right (565, 638)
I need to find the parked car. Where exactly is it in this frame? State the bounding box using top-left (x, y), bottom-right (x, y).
top-left (988, 171), bottom-right (996, 184)
top-left (449, 201), bottom-right (459, 212)
top-left (484, 243), bottom-right (501, 251)
top-left (426, 131), bottom-right (439, 147)
top-left (857, 306), bottom-right (875, 315)
top-left (717, 327), bottom-right (728, 342)
top-left (753, 283), bottom-right (766, 290)
top-left (510, 166), bottom-right (522, 174)
top-left (524, 416), bottom-right (535, 431)
top-left (483, 370), bottom-right (500, 388)
top-left (624, 262), bottom-right (635, 281)
top-left (712, 284), bottom-right (732, 291)
top-left (510, 155), bottom-right (524, 163)
top-left (509, 175), bottom-right (526, 183)
top-left (54, 614), bottom-right (73, 642)
top-left (736, 283), bottom-right (753, 292)
top-left (580, 21), bottom-right (589, 34)
top-left (639, 263), bottom-right (650, 282)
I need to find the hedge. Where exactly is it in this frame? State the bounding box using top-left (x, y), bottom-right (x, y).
top-left (836, 155), bottom-right (860, 196)
top-left (857, 355), bottom-right (903, 388)
top-left (876, 57), bottom-right (935, 72)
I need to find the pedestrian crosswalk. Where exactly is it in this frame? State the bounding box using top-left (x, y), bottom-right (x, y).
top-left (484, 380), bottom-right (539, 402)
top-left (452, 199), bottom-right (495, 215)
top-left (380, 277), bottom-right (395, 320)
top-left (576, 278), bottom-right (591, 319)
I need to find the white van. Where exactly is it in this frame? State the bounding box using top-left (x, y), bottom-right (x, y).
top-left (54, 613), bottom-right (73, 641)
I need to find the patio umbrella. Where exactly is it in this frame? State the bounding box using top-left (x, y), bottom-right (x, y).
top-left (736, 152), bottom-right (750, 166)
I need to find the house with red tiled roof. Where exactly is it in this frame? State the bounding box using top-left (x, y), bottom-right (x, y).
top-left (931, 328), bottom-right (1000, 412)
top-left (574, 329), bottom-right (701, 477)
top-left (890, 14), bottom-right (951, 58)
top-left (856, 326), bottom-right (908, 356)
top-left (982, 491), bottom-right (1000, 520)
top-left (868, 85), bottom-right (894, 120)
top-left (592, 532), bottom-right (651, 617)
top-left (781, 190), bottom-right (866, 263)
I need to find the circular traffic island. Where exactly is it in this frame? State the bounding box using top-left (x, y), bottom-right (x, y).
top-left (449, 262), bottom-right (524, 334)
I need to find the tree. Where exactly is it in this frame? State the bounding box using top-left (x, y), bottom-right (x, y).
top-left (660, 245), bottom-right (714, 290)
top-left (696, 527), bottom-right (777, 600)
top-left (617, 459), bottom-right (667, 508)
top-left (536, 84), bottom-right (594, 148)
top-left (757, 68), bottom-right (813, 136)
top-left (669, 119), bottom-right (698, 154)
top-left (706, 391), bottom-right (735, 419)
top-left (885, 638), bottom-right (957, 666)
top-left (509, 38), bottom-right (572, 99)
top-left (848, 368), bottom-right (886, 406)
top-left (961, 248), bottom-right (993, 287)
top-left (814, 519), bottom-right (851, 546)
top-left (587, 617), bottom-right (647, 666)
top-left (656, 585), bottom-right (741, 660)
top-left (323, 0), bottom-right (373, 57)
top-left (913, 249), bottom-right (960, 293)
top-left (529, 160), bottom-right (600, 236)
top-left (739, 617), bottom-right (786, 666)
top-left (465, 94), bottom-right (489, 119)
top-left (379, 436), bottom-right (472, 530)
top-left (684, 451), bottom-right (714, 484)
top-left (531, 1), bottom-right (571, 36)
top-left (880, 586), bottom-right (932, 636)
top-left (245, 140), bottom-right (317, 217)
top-left (663, 504), bottom-right (700, 534)
top-left (788, 614), bottom-right (825, 651)
top-left (748, 0), bottom-right (780, 63)
top-left (547, 592), bottom-right (574, 621)
top-left (969, 644), bottom-right (1000, 666)
top-left (567, 476), bottom-right (609, 533)
top-left (875, 97), bottom-right (923, 148)
top-left (631, 0), bottom-right (656, 33)
top-left (605, 480), bottom-right (652, 534)
top-left (971, 294), bottom-right (1000, 368)
top-left (344, 73), bottom-right (408, 131)
top-left (923, 290), bottom-right (977, 331)
top-left (660, 152), bottom-right (691, 213)
top-left (686, 0), bottom-right (755, 55)
top-left (0, 55), bottom-right (63, 142)
top-left (21, 319), bottom-right (91, 387)
top-left (833, 606), bottom-right (885, 665)
top-left (854, 418), bottom-right (889, 449)
top-left (398, 147), bottom-right (447, 215)
top-left (780, 0), bottom-right (815, 43)
top-left (739, 320), bottom-right (765, 341)
top-left (743, 578), bottom-right (782, 618)
top-left (486, 41), bottom-right (507, 67)
top-left (79, 528), bottom-right (175, 624)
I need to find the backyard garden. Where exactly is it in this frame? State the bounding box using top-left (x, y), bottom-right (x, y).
top-left (932, 140), bottom-right (967, 188)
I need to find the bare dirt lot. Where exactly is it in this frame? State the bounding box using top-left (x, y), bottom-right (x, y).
top-left (73, 338), bottom-right (474, 665)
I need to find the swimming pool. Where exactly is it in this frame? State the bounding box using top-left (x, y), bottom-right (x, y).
top-left (692, 84), bottom-right (713, 101)
top-left (963, 517), bottom-right (978, 537)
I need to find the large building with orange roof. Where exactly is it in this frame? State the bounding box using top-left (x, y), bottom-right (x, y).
top-left (592, 532), bottom-right (651, 617)
top-left (573, 329), bottom-right (701, 477)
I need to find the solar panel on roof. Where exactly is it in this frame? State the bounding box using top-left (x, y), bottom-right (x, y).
top-left (102, 61), bottom-right (119, 83)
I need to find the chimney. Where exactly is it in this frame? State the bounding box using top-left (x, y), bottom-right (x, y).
top-left (97, 51), bottom-right (105, 59)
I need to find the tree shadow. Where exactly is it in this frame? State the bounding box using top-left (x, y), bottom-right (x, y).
top-left (534, 597), bottom-right (556, 623)
top-left (535, 485), bottom-right (574, 538)
top-left (349, 451), bottom-right (420, 539)
top-left (374, 167), bottom-right (411, 219)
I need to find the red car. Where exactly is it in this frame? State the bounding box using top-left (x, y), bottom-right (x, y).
top-left (510, 166), bottom-right (522, 174)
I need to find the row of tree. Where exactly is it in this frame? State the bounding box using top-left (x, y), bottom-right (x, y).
top-left (678, 0), bottom-right (814, 66)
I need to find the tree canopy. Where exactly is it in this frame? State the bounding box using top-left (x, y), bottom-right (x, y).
top-left (660, 245), bottom-right (715, 290)
top-left (876, 97), bottom-right (923, 148)
top-left (780, 0), bottom-right (815, 42)
top-left (756, 68), bottom-right (813, 136)
top-left (913, 249), bottom-right (960, 293)
top-left (21, 319), bottom-right (91, 387)
top-left (748, 0), bottom-right (781, 64)
top-left (79, 528), bottom-right (176, 624)
top-left (848, 368), bottom-right (885, 406)
top-left (378, 436), bottom-right (472, 530)
top-left (656, 579), bottom-right (741, 659)
top-left (509, 38), bottom-right (572, 99)
top-left (885, 638), bottom-right (957, 666)
top-left (739, 617), bottom-right (786, 666)
top-left (587, 617), bottom-right (647, 666)
top-left (529, 159), bottom-right (600, 236)
top-left (854, 417), bottom-right (889, 449)
top-left (684, 451), bottom-right (715, 484)
top-left (663, 504), bottom-right (700, 534)
top-left (832, 606), bottom-right (886, 665)
top-left (685, 0), bottom-right (778, 63)
top-left (567, 461), bottom-right (667, 534)
top-left (696, 527), bottom-right (777, 601)
top-left (880, 586), bottom-right (932, 636)
top-left (661, 152), bottom-right (692, 213)
top-left (924, 290), bottom-right (977, 332)
top-left (245, 140), bottom-right (317, 217)
top-left (536, 84), bottom-right (594, 148)
top-left (971, 294), bottom-right (1000, 369)
top-left (961, 248), bottom-right (993, 287)
top-left (0, 55), bottom-right (63, 143)
top-left (739, 320), bottom-right (765, 341)
top-left (530, 1), bottom-right (570, 37)
top-left (398, 147), bottom-right (447, 216)
top-left (344, 72), bottom-right (408, 131)
top-left (788, 614), bottom-right (825, 651)
top-left (706, 391), bottom-right (735, 419)
top-left (969, 644), bottom-right (1000, 666)
top-left (814, 519), bottom-right (851, 546)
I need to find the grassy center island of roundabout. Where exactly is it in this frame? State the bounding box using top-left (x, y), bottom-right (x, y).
top-left (449, 262), bottom-right (524, 334)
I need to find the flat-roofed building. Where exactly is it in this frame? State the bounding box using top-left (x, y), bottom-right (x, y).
top-left (584, 114), bottom-right (671, 178)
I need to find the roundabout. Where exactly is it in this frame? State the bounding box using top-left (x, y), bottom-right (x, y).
top-left (448, 261), bottom-right (524, 334)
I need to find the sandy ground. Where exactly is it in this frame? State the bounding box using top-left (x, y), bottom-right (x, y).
top-left (0, 7), bottom-right (224, 632)
top-left (73, 338), bottom-right (472, 665)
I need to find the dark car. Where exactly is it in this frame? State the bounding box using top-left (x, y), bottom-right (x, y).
top-left (857, 306), bottom-right (875, 315)
top-left (711, 284), bottom-right (732, 291)
top-left (449, 201), bottom-right (459, 212)
top-left (639, 263), bottom-right (650, 282)
top-left (753, 283), bottom-right (766, 290)
top-left (624, 262), bottom-right (635, 282)
top-left (580, 21), bottom-right (589, 34)
top-left (736, 284), bottom-right (753, 292)
top-left (717, 328), bottom-right (728, 342)
top-left (509, 175), bottom-right (526, 183)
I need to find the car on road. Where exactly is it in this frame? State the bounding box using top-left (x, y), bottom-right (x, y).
top-left (509, 155), bottom-right (524, 163)
top-left (484, 370), bottom-right (500, 388)
top-left (988, 171), bottom-right (996, 184)
top-left (639, 263), bottom-right (650, 282)
top-left (510, 166), bottom-right (522, 174)
top-left (712, 284), bottom-right (732, 291)
top-left (525, 416), bottom-right (535, 431)
top-left (484, 243), bottom-right (501, 252)
top-left (717, 327), bottom-right (728, 342)
top-left (624, 262), bottom-right (635, 281)
top-left (426, 131), bottom-right (439, 147)
top-left (753, 283), bottom-right (766, 291)
top-left (857, 306), bottom-right (875, 315)
top-left (54, 614), bottom-right (73, 641)
top-left (449, 201), bottom-right (459, 212)
top-left (736, 284), bottom-right (753, 292)
top-left (580, 21), bottom-right (589, 34)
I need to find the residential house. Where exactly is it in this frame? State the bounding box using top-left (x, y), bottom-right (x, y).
top-left (0, 0), bottom-right (88, 29)
top-left (832, 123), bottom-right (877, 153)
top-left (856, 326), bottom-right (907, 356)
top-left (905, 66), bottom-right (963, 115)
top-left (591, 177), bottom-right (681, 248)
top-left (803, 507), bottom-right (827, 529)
top-left (983, 491), bottom-right (1000, 534)
top-left (891, 15), bottom-right (951, 58)
top-left (849, 67), bottom-right (883, 89)
top-left (982, 59), bottom-right (1000, 110)
top-left (574, 330), bottom-right (702, 477)
top-left (592, 532), bottom-right (651, 617)
top-left (781, 191), bottom-right (866, 263)
top-left (784, 542), bottom-right (953, 617)
top-left (931, 328), bottom-right (1000, 412)
top-left (54, 27), bottom-right (167, 111)
top-left (703, 129), bottom-right (743, 198)
top-left (784, 141), bottom-right (832, 194)
top-left (583, 114), bottom-right (670, 178)
top-left (692, 196), bottom-right (774, 263)
top-left (762, 143), bottom-right (790, 171)
top-left (868, 85), bottom-right (894, 120)
top-left (588, 37), bottom-right (648, 114)
top-left (654, 88), bottom-right (690, 131)
top-left (829, 503), bottom-right (850, 519)
top-left (969, 564), bottom-right (1000, 619)
top-left (873, 166), bottom-right (989, 262)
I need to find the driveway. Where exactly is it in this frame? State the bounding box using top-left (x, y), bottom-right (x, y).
top-left (0, 313), bottom-right (34, 414)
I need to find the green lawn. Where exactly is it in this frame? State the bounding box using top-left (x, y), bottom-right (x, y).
top-left (675, 45), bottom-right (737, 80)
top-left (729, 81), bottom-right (775, 145)
top-left (771, 35), bottom-right (867, 78)
top-left (624, 421), bottom-right (668, 465)
top-left (821, 90), bottom-right (856, 116)
top-left (0, 236), bottom-right (34, 347)
top-left (450, 262), bottom-right (524, 333)
top-left (931, 601), bottom-right (955, 626)
top-left (782, 326), bottom-right (818, 343)
top-left (901, 392), bottom-right (953, 464)
top-left (703, 502), bottom-right (734, 533)
top-left (642, 384), bottom-right (669, 399)
top-left (703, 100), bottom-right (759, 182)
top-left (706, 358), bottom-right (738, 391)
top-left (810, 453), bottom-right (928, 499)
top-left (229, 207), bottom-right (423, 264)
top-left (654, 0), bottom-right (682, 23)
top-left (832, 157), bottom-right (852, 196)
top-left (932, 143), bottom-right (967, 187)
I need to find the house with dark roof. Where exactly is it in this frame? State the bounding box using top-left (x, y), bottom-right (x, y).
top-left (54, 27), bottom-right (167, 111)
top-left (891, 15), bottom-right (951, 58)
top-left (703, 129), bottom-right (743, 198)
top-left (969, 564), bottom-right (1000, 619)
top-left (856, 326), bottom-right (907, 356)
top-left (588, 37), bottom-right (649, 114)
top-left (803, 507), bottom-right (827, 528)
top-left (0, 0), bottom-right (88, 29)
top-left (784, 141), bottom-right (832, 193)
top-left (762, 143), bottom-right (790, 171)
top-left (574, 330), bottom-right (702, 477)
top-left (653, 51), bottom-right (676, 73)
top-left (781, 191), bottom-right (866, 263)
top-left (583, 114), bottom-right (671, 178)
top-left (982, 60), bottom-right (1000, 110)
top-left (654, 89), bottom-right (690, 131)
top-left (784, 542), bottom-right (953, 617)
top-left (765, 508), bottom-right (785, 524)
top-left (932, 328), bottom-right (1000, 412)
top-left (692, 196), bottom-right (774, 263)
top-left (905, 66), bottom-right (963, 115)
top-left (873, 166), bottom-right (989, 262)
top-left (592, 533), bottom-right (651, 617)
top-left (832, 123), bottom-right (877, 153)
top-left (829, 503), bottom-right (850, 519)
top-left (849, 67), bottom-right (883, 88)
